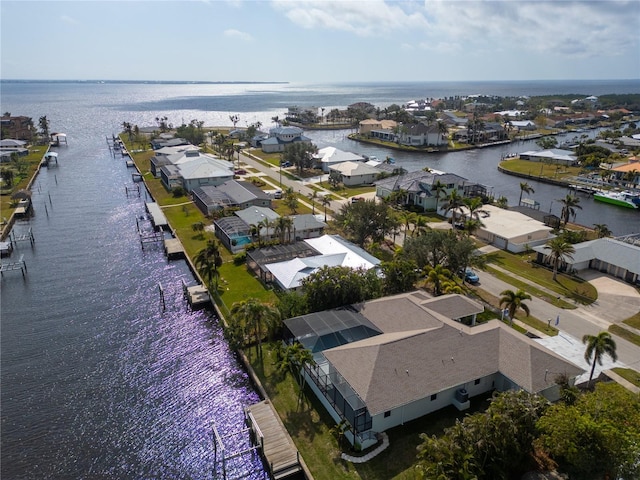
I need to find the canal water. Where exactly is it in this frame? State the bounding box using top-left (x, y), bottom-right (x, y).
top-left (1, 90), bottom-right (265, 478)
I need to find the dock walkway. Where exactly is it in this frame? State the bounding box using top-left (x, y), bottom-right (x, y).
top-left (245, 400), bottom-right (302, 480)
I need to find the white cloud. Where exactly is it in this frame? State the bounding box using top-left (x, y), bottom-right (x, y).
top-left (60, 14), bottom-right (78, 25)
top-left (272, 0), bottom-right (429, 36)
top-left (224, 29), bottom-right (253, 41)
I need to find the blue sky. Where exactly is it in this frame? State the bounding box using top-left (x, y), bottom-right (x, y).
top-left (2, 0), bottom-right (638, 82)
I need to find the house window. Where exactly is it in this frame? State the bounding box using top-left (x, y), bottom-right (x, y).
top-left (474, 379), bottom-right (481, 385)
top-left (430, 393), bottom-right (437, 401)
top-left (384, 411), bottom-right (391, 418)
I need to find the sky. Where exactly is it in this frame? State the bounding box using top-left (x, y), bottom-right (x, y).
top-left (1, 0), bottom-right (639, 83)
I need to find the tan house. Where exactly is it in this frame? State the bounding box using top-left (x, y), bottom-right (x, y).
top-left (358, 119), bottom-right (397, 135)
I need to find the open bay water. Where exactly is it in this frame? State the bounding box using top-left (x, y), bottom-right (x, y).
top-left (1, 79), bottom-right (639, 478)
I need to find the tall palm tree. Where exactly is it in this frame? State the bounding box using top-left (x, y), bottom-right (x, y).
top-left (321, 195), bottom-right (331, 222)
top-left (230, 299), bottom-right (280, 358)
top-left (400, 211), bottom-right (417, 242)
top-left (545, 237), bottom-right (575, 281)
top-left (593, 223), bottom-right (612, 238)
top-left (194, 238), bottom-right (223, 289)
top-left (442, 190), bottom-right (464, 227)
top-left (431, 180), bottom-right (447, 213)
top-left (558, 194), bottom-right (582, 226)
top-left (463, 196), bottom-right (488, 221)
top-left (582, 331), bottom-right (617, 388)
top-left (307, 190), bottom-right (318, 215)
top-left (499, 289), bottom-right (532, 326)
top-left (518, 182), bottom-right (535, 206)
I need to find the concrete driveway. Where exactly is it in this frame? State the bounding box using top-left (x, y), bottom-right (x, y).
top-left (574, 270), bottom-right (640, 324)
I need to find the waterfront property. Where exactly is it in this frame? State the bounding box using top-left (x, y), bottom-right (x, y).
top-left (284, 292), bottom-right (583, 449)
top-left (375, 170), bottom-right (469, 212)
top-left (192, 180), bottom-right (272, 216)
top-left (248, 234), bottom-right (379, 290)
top-left (313, 146), bottom-right (364, 172)
top-left (519, 148), bottom-right (578, 166)
top-left (260, 126), bottom-right (312, 153)
top-left (149, 144), bottom-right (201, 177)
top-left (159, 151), bottom-right (234, 192)
top-left (532, 236), bottom-right (640, 285)
top-left (214, 206), bottom-right (326, 253)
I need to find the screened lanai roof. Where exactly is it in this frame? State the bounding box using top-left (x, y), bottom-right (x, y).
top-left (285, 308), bottom-right (382, 353)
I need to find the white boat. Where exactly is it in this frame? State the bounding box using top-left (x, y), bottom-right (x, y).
top-left (593, 190), bottom-right (640, 209)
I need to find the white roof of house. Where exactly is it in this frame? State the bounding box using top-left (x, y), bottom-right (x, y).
top-left (462, 204), bottom-right (553, 240)
top-left (533, 237), bottom-right (640, 275)
top-left (154, 145), bottom-right (200, 156)
top-left (0, 139), bottom-right (27, 147)
top-left (329, 161), bottom-right (380, 177)
top-left (314, 146), bottom-right (364, 164)
top-left (235, 206), bottom-right (280, 227)
top-left (177, 157), bottom-right (234, 180)
top-left (521, 149), bottom-right (576, 162)
top-left (265, 234), bottom-right (380, 289)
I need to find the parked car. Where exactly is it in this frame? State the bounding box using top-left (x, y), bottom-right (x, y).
top-left (463, 268), bottom-right (479, 284)
top-left (280, 161), bottom-right (291, 168)
top-left (273, 189), bottom-right (283, 199)
top-left (234, 169), bottom-right (247, 175)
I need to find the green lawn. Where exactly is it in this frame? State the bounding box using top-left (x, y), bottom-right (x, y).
top-left (499, 158), bottom-right (583, 180)
top-left (611, 367), bottom-right (640, 388)
top-left (623, 311), bottom-right (640, 330)
top-left (1, 146), bottom-right (48, 222)
top-left (483, 250), bottom-right (597, 306)
top-left (609, 324), bottom-right (640, 348)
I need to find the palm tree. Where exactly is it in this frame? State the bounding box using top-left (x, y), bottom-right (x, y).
top-left (593, 223), bottom-right (612, 238)
top-left (499, 289), bottom-right (532, 326)
top-left (431, 180), bottom-right (447, 213)
top-left (582, 331), bottom-right (617, 388)
top-left (321, 195), bottom-right (331, 222)
top-left (518, 182), bottom-right (535, 206)
top-left (194, 238), bottom-right (223, 290)
top-left (425, 264), bottom-right (451, 296)
top-left (307, 190), bottom-right (318, 215)
top-left (230, 299), bottom-right (281, 358)
top-left (544, 237), bottom-right (575, 281)
top-left (558, 194), bottom-right (582, 226)
top-left (442, 190), bottom-right (464, 227)
top-left (400, 211), bottom-right (417, 242)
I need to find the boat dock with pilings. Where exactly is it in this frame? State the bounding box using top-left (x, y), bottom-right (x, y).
top-left (213, 400), bottom-right (304, 480)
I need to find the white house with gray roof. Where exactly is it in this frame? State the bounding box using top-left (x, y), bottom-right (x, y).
top-left (265, 234), bottom-right (380, 290)
top-left (329, 161), bottom-right (381, 186)
top-left (160, 153), bottom-right (234, 192)
top-left (284, 292), bottom-right (583, 449)
top-left (313, 147), bottom-right (364, 172)
top-left (192, 180), bottom-right (272, 216)
top-left (375, 170), bottom-right (469, 212)
top-left (532, 236), bottom-right (640, 284)
top-left (260, 126), bottom-right (312, 153)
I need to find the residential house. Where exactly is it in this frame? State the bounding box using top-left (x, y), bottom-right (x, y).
top-left (397, 123), bottom-right (447, 147)
top-left (329, 161), bottom-right (381, 186)
top-left (358, 119), bottom-right (397, 136)
top-left (509, 120), bottom-right (536, 131)
top-left (191, 180), bottom-right (272, 216)
top-left (313, 147), bottom-right (364, 172)
top-left (375, 170), bottom-right (469, 212)
top-left (532, 236), bottom-right (640, 285)
top-left (150, 136), bottom-right (189, 150)
top-left (0, 116), bottom-right (34, 141)
top-left (150, 144), bottom-right (201, 177)
top-left (214, 206), bottom-right (326, 253)
top-left (519, 149), bottom-right (578, 166)
top-left (284, 292), bottom-right (583, 449)
top-left (262, 234), bottom-right (379, 290)
top-left (159, 152), bottom-right (234, 192)
top-left (261, 126), bottom-right (312, 153)
top-left (608, 159), bottom-right (640, 187)
top-left (459, 204), bottom-right (555, 253)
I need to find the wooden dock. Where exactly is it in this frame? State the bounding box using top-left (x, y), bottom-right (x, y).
top-left (183, 282), bottom-right (211, 309)
top-left (245, 400), bottom-right (302, 480)
top-left (0, 254), bottom-right (27, 277)
top-left (164, 238), bottom-right (184, 260)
